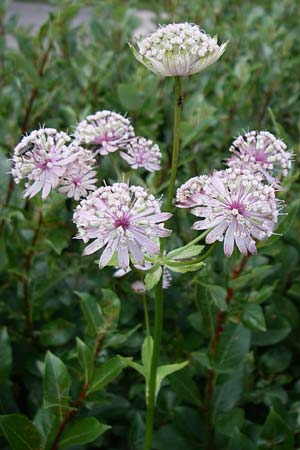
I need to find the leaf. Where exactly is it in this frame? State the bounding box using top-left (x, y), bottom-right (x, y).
top-left (215, 409), bottom-right (244, 436)
top-left (156, 361), bottom-right (189, 398)
top-left (88, 357), bottom-right (126, 395)
top-left (0, 327), bottom-right (12, 383)
top-left (0, 414), bottom-right (42, 450)
top-left (196, 284), bottom-right (216, 338)
top-left (76, 292), bottom-right (105, 336)
top-left (252, 315), bottom-right (291, 346)
top-left (40, 319), bottom-right (75, 347)
top-left (259, 408), bottom-right (294, 450)
top-left (76, 338), bottom-right (94, 384)
top-left (227, 429), bottom-right (256, 450)
top-left (142, 336), bottom-right (154, 377)
top-left (33, 408), bottom-right (59, 450)
top-left (200, 283), bottom-right (228, 311)
top-left (242, 303), bottom-right (266, 331)
top-left (43, 352), bottom-right (71, 420)
top-left (166, 261), bottom-right (205, 273)
top-left (213, 367), bottom-right (245, 417)
top-left (167, 244), bottom-right (204, 260)
top-left (214, 323), bottom-right (251, 373)
top-left (101, 288), bottom-right (121, 330)
top-left (169, 369), bottom-right (202, 408)
top-left (59, 417), bottom-right (111, 449)
top-left (145, 265), bottom-right (162, 290)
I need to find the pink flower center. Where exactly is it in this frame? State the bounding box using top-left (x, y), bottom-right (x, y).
top-left (94, 133), bottom-right (114, 145)
top-left (114, 215), bottom-right (130, 230)
top-left (72, 176), bottom-right (81, 186)
top-left (36, 158), bottom-right (52, 170)
top-left (255, 151), bottom-right (267, 163)
top-left (229, 200), bottom-right (245, 216)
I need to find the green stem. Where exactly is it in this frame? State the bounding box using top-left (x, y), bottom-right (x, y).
top-left (143, 76), bottom-right (183, 450)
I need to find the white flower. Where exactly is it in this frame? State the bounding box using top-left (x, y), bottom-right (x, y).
top-left (74, 110), bottom-right (135, 155)
top-left (131, 281), bottom-right (146, 293)
top-left (130, 22), bottom-right (228, 77)
top-left (58, 146), bottom-right (98, 201)
top-left (120, 137), bottom-right (162, 172)
top-left (176, 171), bottom-right (280, 257)
top-left (227, 131), bottom-right (292, 187)
top-left (73, 182), bottom-right (172, 270)
top-left (12, 128), bottom-right (75, 200)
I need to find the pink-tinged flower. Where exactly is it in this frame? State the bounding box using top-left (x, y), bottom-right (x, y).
top-left (120, 137), bottom-right (162, 172)
top-left (74, 110), bottom-right (135, 156)
top-left (73, 183), bottom-right (172, 270)
top-left (227, 131), bottom-right (292, 187)
top-left (131, 280), bottom-right (146, 293)
top-left (176, 175), bottom-right (209, 207)
top-left (12, 128), bottom-right (75, 200)
top-left (130, 22), bottom-right (228, 77)
top-left (163, 268), bottom-right (172, 289)
top-left (58, 146), bottom-right (98, 201)
top-left (176, 171), bottom-right (279, 256)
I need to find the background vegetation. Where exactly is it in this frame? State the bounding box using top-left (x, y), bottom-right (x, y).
top-left (0, 0), bottom-right (299, 449)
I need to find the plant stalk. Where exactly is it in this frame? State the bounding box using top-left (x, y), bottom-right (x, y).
top-left (143, 76), bottom-right (183, 450)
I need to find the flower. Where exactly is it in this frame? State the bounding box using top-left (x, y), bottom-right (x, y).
top-left (176, 175), bottom-right (209, 207)
top-left (227, 131), bottom-right (292, 187)
top-left (163, 268), bottom-right (172, 289)
top-left (176, 171), bottom-right (279, 256)
top-left (120, 137), bottom-right (162, 172)
top-left (73, 182), bottom-right (172, 270)
top-left (131, 281), bottom-right (146, 293)
top-left (129, 22), bottom-right (228, 77)
top-left (74, 110), bottom-right (135, 156)
top-left (12, 128), bottom-right (75, 200)
top-left (58, 146), bottom-right (98, 201)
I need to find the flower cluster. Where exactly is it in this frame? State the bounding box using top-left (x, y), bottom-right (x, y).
top-left (58, 146), bottom-right (97, 201)
top-left (120, 137), bottom-right (162, 172)
top-left (12, 129), bottom-right (97, 201)
top-left (74, 110), bottom-right (135, 156)
top-left (130, 22), bottom-right (228, 77)
top-left (227, 131), bottom-right (292, 187)
top-left (177, 131), bottom-right (290, 256)
top-left (73, 182), bottom-right (171, 270)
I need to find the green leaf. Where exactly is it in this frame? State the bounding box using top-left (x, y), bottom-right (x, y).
top-left (227, 429), bottom-right (256, 450)
top-left (76, 292), bottom-right (105, 336)
top-left (59, 417), bottom-right (111, 449)
top-left (215, 409), bottom-right (244, 436)
top-left (252, 315), bottom-right (291, 346)
top-left (33, 408), bottom-right (59, 450)
top-left (40, 319), bottom-right (75, 347)
top-left (167, 244), bottom-right (204, 260)
top-left (0, 327), bottom-right (12, 383)
top-left (43, 352), bottom-right (71, 420)
top-left (76, 338), bottom-right (94, 384)
top-left (169, 370), bottom-right (202, 408)
top-left (101, 288), bottom-right (121, 330)
top-left (117, 82), bottom-right (145, 111)
top-left (142, 336), bottom-right (154, 377)
top-left (242, 303), bottom-right (266, 331)
top-left (214, 323), bottom-right (251, 373)
top-left (0, 414), bottom-right (42, 450)
top-left (200, 283), bottom-right (228, 311)
top-left (156, 361), bottom-right (189, 398)
top-left (145, 265), bottom-right (162, 290)
top-left (229, 265), bottom-right (272, 290)
top-left (88, 357), bottom-right (126, 395)
top-left (166, 261), bottom-right (205, 273)
top-left (259, 408), bottom-right (294, 449)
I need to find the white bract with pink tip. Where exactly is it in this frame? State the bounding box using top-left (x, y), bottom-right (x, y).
top-left (12, 128), bottom-right (75, 200)
top-left (73, 182), bottom-right (172, 270)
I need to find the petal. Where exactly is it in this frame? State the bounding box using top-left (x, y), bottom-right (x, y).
top-left (118, 243), bottom-right (130, 269)
top-left (127, 238), bottom-right (144, 265)
top-left (223, 220), bottom-right (236, 256)
top-left (99, 237), bottom-right (119, 269)
top-left (205, 220), bottom-right (228, 243)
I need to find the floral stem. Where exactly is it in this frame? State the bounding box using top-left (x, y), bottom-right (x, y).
top-left (143, 76), bottom-right (183, 450)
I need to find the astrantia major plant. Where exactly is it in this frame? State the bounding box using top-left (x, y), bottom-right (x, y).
top-left (5, 13), bottom-right (295, 450)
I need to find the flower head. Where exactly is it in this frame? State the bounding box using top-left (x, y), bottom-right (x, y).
top-left (131, 280), bottom-right (146, 293)
top-left (130, 22), bottom-right (227, 77)
top-left (58, 146), bottom-right (98, 201)
top-left (73, 182), bottom-right (172, 270)
top-left (12, 128), bottom-right (75, 200)
top-left (74, 110), bottom-right (135, 156)
top-left (120, 137), bottom-right (162, 172)
top-left (176, 175), bottom-right (209, 207)
top-left (176, 171), bottom-right (279, 256)
top-left (227, 131), bottom-right (292, 187)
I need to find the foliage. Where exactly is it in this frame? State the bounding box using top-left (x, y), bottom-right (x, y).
top-left (0, 0), bottom-right (299, 449)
